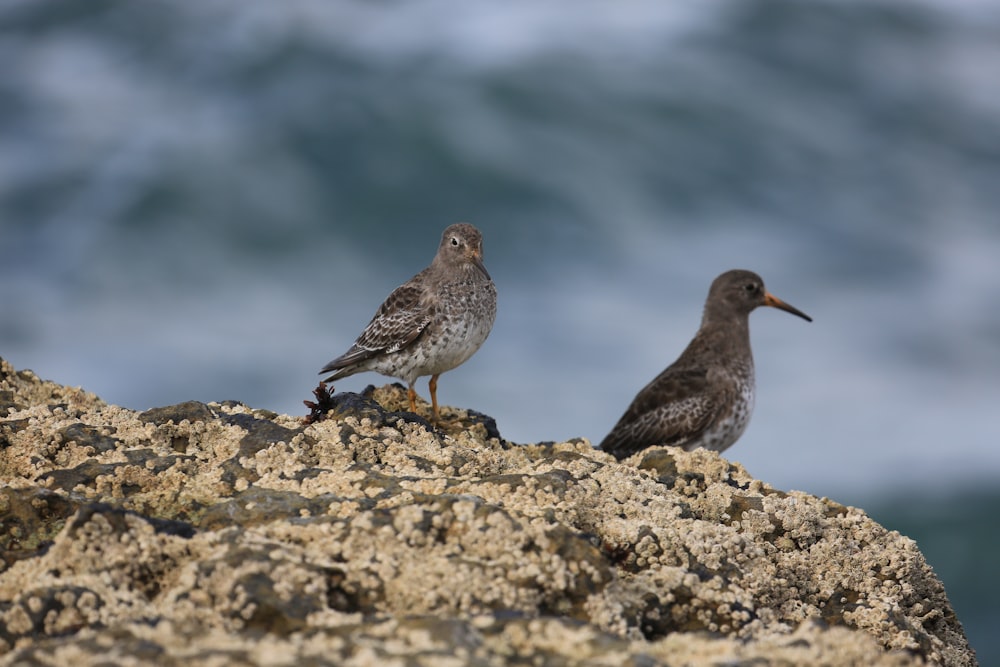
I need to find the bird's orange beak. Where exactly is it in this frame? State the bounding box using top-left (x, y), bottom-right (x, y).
top-left (763, 292), bottom-right (812, 322)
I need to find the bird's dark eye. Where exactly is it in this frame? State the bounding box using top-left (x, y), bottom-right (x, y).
top-left (745, 283), bottom-right (757, 292)
top-left (450, 237), bottom-right (460, 247)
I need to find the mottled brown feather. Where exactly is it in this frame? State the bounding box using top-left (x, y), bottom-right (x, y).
top-left (599, 362), bottom-right (722, 458)
top-left (320, 281), bottom-right (432, 379)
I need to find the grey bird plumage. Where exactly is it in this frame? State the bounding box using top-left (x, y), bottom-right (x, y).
top-left (600, 269), bottom-right (811, 459)
top-left (320, 223), bottom-right (497, 422)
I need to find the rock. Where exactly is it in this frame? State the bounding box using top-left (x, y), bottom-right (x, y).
top-left (0, 357), bottom-right (976, 665)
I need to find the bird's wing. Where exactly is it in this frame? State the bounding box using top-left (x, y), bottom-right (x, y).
top-left (599, 368), bottom-right (720, 459)
top-left (320, 281), bottom-right (432, 374)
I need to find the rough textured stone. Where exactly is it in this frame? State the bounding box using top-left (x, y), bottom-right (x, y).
top-left (0, 357), bottom-right (976, 665)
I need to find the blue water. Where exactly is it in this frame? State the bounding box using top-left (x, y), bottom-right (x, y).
top-left (2, 0), bottom-right (998, 661)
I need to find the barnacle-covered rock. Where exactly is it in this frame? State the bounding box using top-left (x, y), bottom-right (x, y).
top-left (0, 359), bottom-right (975, 665)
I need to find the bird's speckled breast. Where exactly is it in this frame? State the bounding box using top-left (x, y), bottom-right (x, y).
top-left (693, 368), bottom-right (755, 453)
top-left (372, 277), bottom-right (496, 382)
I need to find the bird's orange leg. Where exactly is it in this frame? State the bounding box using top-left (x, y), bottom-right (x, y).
top-left (407, 384), bottom-right (418, 414)
top-left (429, 374), bottom-right (440, 423)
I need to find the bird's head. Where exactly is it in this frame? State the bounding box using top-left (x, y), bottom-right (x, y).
top-left (706, 269), bottom-right (812, 323)
top-left (437, 223), bottom-right (491, 281)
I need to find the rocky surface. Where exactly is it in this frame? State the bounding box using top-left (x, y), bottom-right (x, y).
top-left (0, 358), bottom-right (975, 666)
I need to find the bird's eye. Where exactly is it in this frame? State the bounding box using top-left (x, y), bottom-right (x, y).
top-left (450, 237), bottom-right (460, 247)
top-left (744, 283), bottom-right (757, 292)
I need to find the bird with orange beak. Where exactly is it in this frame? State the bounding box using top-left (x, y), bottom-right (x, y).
top-left (600, 269), bottom-right (811, 459)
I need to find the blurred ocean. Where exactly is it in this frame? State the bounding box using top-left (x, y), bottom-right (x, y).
top-left (1, 0), bottom-right (997, 660)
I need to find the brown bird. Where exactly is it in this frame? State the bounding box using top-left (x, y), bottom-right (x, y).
top-left (600, 269), bottom-right (811, 459)
top-left (319, 223), bottom-right (497, 422)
